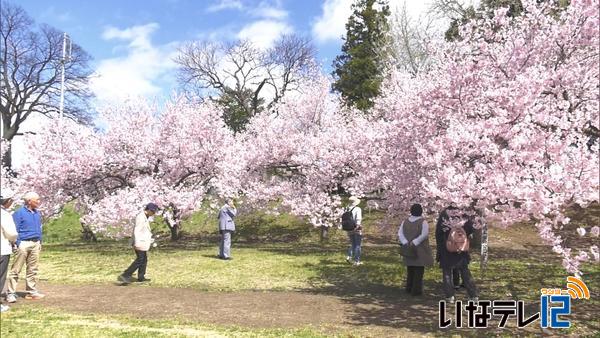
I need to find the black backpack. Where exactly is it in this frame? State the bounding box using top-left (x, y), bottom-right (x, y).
top-left (341, 207), bottom-right (357, 231)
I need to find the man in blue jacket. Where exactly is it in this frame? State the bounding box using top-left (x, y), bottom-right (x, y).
top-left (217, 199), bottom-right (236, 260)
top-left (6, 192), bottom-right (45, 303)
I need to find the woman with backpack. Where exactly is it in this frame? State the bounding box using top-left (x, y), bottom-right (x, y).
top-left (343, 196), bottom-right (363, 266)
top-left (435, 206), bottom-right (479, 303)
top-left (398, 204), bottom-right (434, 296)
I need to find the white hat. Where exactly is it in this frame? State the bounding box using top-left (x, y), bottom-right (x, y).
top-left (349, 196), bottom-right (361, 206)
top-left (1, 188), bottom-right (16, 200)
top-left (22, 191), bottom-right (40, 201)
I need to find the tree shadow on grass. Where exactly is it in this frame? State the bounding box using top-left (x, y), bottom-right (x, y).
top-left (255, 242), bottom-right (596, 336)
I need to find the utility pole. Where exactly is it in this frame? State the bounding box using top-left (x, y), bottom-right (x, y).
top-left (59, 32), bottom-right (72, 120)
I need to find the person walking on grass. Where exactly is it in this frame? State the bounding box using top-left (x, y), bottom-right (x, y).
top-left (398, 203), bottom-right (434, 296)
top-left (1, 188), bottom-right (18, 312)
top-left (217, 198), bottom-right (237, 260)
top-left (118, 203), bottom-right (159, 284)
top-left (6, 192), bottom-right (45, 303)
top-left (344, 196), bottom-right (363, 266)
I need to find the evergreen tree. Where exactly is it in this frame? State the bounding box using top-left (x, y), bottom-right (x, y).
top-left (332, 0), bottom-right (391, 111)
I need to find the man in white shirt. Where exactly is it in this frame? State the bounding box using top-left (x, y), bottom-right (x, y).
top-left (118, 203), bottom-right (159, 284)
top-left (1, 188), bottom-right (18, 312)
top-left (345, 196), bottom-right (363, 266)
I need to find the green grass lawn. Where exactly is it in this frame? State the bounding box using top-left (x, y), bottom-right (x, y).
top-left (3, 206), bottom-right (598, 337)
top-left (1, 307), bottom-right (332, 338)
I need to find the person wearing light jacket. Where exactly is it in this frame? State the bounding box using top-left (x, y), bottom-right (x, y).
top-left (345, 196), bottom-right (363, 266)
top-left (217, 199), bottom-right (237, 260)
top-left (1, 189), bottom-right (18, 312)
top-left (118, 203), bottom-right (159, 284)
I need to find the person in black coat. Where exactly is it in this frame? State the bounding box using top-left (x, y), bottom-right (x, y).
top-left (435, 206), bottom-right (479, 303)
top-left (436, 207), bottom-right (463, 289)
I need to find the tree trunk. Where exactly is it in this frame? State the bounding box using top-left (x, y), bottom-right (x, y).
top-left (480, 222), bottom-right (489, 277)
top-left (169, 223), bottom-right (180, 241)
top-left (1, 139), bottom-right (12, 170)
top-left (80, 222), bottom-right (97, 242)
top-left (165, 205), bottom-right (182, 241)
top-left (320, 226), bottom-right (329, 242)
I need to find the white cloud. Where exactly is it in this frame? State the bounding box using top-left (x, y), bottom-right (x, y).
top-left (200, 25), bottom-right (239, 42)
top-left (90, 23), bottom-right (179, 103)
top-left (311, 0), bottom-right (353, 43)
top-left (207, 0), bottom-right (244, 13)
top-left (250, 2), bottom-right (288, 20)
top-left (101, 23), bottom-right (159, 50)
top-left (206, 0), bottom-right (288, 19)
top-left (237, 20), bottom-right (292, 49)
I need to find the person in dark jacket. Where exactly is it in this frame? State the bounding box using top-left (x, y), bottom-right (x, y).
top-left (398, 204), bottom-right (433, 296)
top-left (435, 206), bottom-right (478, 303)
top-left (436, 207), bottom-right (464, 290)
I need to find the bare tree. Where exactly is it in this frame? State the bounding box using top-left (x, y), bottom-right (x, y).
top-left (175, 34), bottom-right (316, 132)
top-left (0, 2), bottom-right (93, 168)
top-left (428, 0), bottom-right (471, 20)
top-left (386, 2), bottom-right (440, 76)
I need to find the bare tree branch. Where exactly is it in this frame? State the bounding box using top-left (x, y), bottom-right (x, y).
top-left (174, 34), bottom-right (316, 132)
top-left (0, 3), bottom-right (94, 168)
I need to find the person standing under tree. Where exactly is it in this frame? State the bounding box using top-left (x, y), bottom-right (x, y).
top-left (436, 208), bottom-right (479, 303)
top-left (0, 188), bottom-right (18, 312)
top-left (218, 198), bottom-right (237, 260)
top-left (398, 203), bottom-right (434, 296)
top-left (436, 205), bottom-right (464, 290)
top-left (345, 196), bottom-right (363, 266)
top-left (118, 203), bottom-right (159, 284)
top-left (6, 192), bottom-right (45, 303)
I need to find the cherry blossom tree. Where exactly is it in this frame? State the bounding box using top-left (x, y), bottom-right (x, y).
top-left (15, 97), bottom-right (240, 240)
top-left (375, 0), bottom-right (599, 274)
top-left (0, 0), bottom-right (595, 277)
top-left (238, 74), bottom-right (387, 238)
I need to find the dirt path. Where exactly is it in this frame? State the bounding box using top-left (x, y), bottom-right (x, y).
top-left (6, 225), bottom-right (593, 336)
top-left (9, 282), bottom-right (445, 337)
top-left (15, 283), bottom-right (348, 328)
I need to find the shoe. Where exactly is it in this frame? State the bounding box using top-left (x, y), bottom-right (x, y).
top-left (0, 304), bottom-right (9, 312)
top-left (136, 278), bottom-right (152, 282)
top-left (445, 296), bottom-right (455, 304)
top-left (6, 294), bottom-right (16, 303)
top-left (118, 274), bottom-right (132, 284)
top-left (25, 292), bottom-right (45, 300)
top-left (353, 261), bottom-right (363, 266)
top-left (221, 257), bottom-right (232, 260)
top-left (346, 256), bottom-right (352, 263)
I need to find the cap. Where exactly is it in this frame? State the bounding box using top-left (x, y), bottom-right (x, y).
top-left (145, 202), bottom-right (160, 212)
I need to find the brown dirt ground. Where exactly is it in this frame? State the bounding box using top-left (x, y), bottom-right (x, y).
top-left (5, 224), bottom-right (598, 337)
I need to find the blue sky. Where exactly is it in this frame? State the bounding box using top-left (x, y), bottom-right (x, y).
top-left (14, 0), bottom-right (437, 104)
